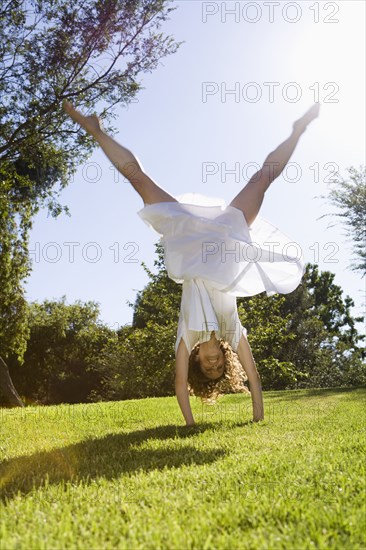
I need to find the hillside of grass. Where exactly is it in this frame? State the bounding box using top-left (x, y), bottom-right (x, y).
top-left (1, 387), bottom-right (365, 549)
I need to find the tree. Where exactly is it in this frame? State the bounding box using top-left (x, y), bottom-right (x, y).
top-left (237, 294), bottom-right (305, 390)
top-left (318, 165), bottom-right (366, 276)
top-left (131, 243), bottom-right (182, 328)
top-left (0, 173), bottom-right (33, 407)
top-left (0, 0), bottom-right (181, 405)
top-left (95, 321), bottom-right (178, 401)
top-left (8, 297), bottom-right (117, 404)
top-left (278, 264), bottom-right (365, 388)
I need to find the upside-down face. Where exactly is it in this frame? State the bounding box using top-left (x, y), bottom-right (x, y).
top-left (198, 331), bottom-right (225, 379)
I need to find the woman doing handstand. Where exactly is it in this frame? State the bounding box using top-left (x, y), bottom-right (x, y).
top-left (63, 101), bottom-right (320, 426)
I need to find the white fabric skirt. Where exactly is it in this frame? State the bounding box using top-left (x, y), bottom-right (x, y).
top-left (138, 193), bottom-right (305, 297)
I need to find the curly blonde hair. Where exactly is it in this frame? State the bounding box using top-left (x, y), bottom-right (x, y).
top-left (187, 339), bottom-right (250, 404)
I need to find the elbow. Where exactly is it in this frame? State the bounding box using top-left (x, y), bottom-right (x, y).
top-left (248, 369), bottom-right (262, 385)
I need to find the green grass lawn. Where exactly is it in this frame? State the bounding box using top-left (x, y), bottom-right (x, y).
top-left (1, 387), bottom-right (365, 549)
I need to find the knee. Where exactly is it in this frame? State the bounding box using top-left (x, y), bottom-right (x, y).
top-left (258, 165), bottom-right (274, 188)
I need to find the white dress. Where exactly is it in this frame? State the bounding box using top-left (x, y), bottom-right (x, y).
top-left (138, 193), bottom-right (305, 354)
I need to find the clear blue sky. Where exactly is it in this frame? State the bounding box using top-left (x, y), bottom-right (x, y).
top-left (25, 0), bottom-right (365, 332)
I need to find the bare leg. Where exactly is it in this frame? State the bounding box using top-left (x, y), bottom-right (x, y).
top-left (63, 102), bottom-right (177, 205)
top-left (230, 103), bottom-right (320, 226)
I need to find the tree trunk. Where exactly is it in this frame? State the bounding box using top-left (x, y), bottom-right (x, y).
top-left (0, 355), bottom-right (24, 407)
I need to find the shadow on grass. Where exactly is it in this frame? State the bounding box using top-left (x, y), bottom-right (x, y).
top-left (0, 420), bottom-right (253, 503)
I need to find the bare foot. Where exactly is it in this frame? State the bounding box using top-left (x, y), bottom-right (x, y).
top-left (293, 102), bottom-right (320, 134)
top-left (63, 101), bottom-right (103, 137)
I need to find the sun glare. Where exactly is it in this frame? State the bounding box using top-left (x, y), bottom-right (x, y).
top-left (289, 2), bottom-right (365, 150)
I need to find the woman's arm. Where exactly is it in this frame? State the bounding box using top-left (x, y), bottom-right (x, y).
top-left (175, 338), bottom-right (195, 426)
top-left (236, 334), bottom-right (264, 422)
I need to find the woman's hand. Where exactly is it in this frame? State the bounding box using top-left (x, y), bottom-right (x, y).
top-left (63, 101), bottom-right (103, 137)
